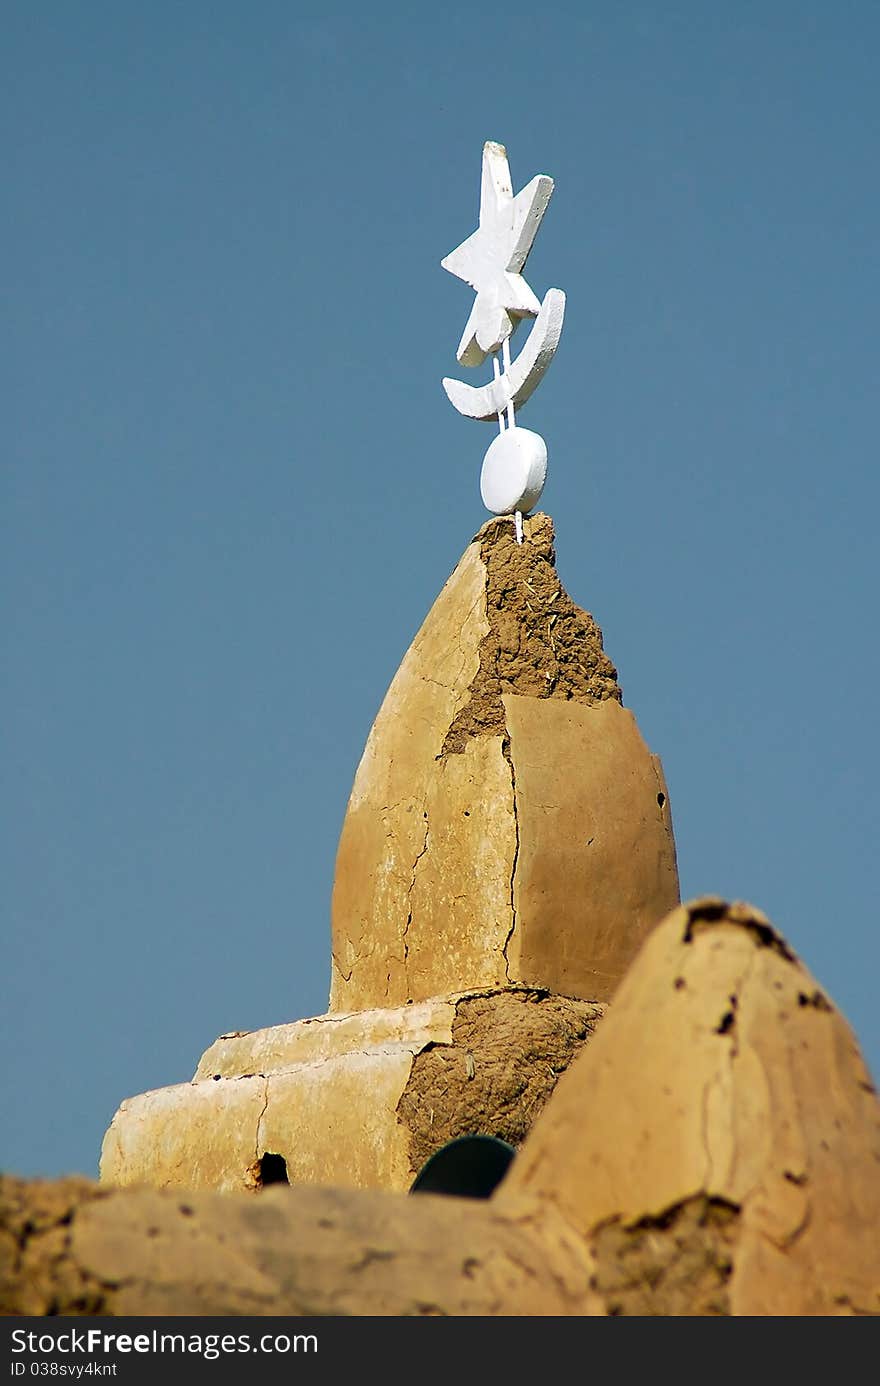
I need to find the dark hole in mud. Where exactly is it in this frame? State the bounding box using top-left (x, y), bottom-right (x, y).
top-left (657, 792), bottom-right (666, 807)
top-left (410, 1135), bottom-right (515, 1199)
top-left (257, 1153), bottom-right (289, 1187)
top-left (798, 990), bottom-right (832, 1011)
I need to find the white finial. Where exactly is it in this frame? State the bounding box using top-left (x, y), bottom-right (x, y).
top-left (441, 142), bottom-right (565, 540)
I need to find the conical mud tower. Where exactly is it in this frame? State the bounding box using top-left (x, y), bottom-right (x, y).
top-left (100, 513), bottom-right (679, 1195)
top-left (332, 512), bottom-right (678, 1008)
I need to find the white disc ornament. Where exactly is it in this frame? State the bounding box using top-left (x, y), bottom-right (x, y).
top-left (480, 426), bottom-right (547, 516)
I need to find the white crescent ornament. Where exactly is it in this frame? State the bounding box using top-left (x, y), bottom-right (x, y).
top-left (443, 287), bottom-right (565, 423)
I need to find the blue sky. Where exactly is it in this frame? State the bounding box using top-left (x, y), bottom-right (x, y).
top-left (4, 1), bottom-right (879, 1178)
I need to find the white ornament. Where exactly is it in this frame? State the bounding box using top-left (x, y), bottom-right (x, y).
top-left (480, 427), bottom-right (547, 516)
top-left (442, 142), bottom-right (565, 542)
top-left (441, 141), bottom-right (553, 367)
top-left (443, 287), bottom-right (565, 422)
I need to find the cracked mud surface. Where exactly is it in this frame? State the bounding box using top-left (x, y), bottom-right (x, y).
top-left (500, 747), bottom-right (519, 983)
top-left (397, 990), bottom-right (602, 1176)
top-left (329, 509), bottom-right (654, 1012)
top-left (442, 513), bottom-right (620, 755)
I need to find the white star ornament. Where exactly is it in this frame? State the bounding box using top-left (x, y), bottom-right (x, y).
top-left (441, 141), bottom-right (553, 367)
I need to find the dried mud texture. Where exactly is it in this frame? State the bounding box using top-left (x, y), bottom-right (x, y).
top-left (500, 898), bottom-right (880, 1316)
top-left (442, 513), bottom-right (620, 755)
top-left (101, 990), bottom-right (601, 1197)
top-left (0, 1176), bottom-right (598, 1317)
top-left (590, 1196), bottom-right (738, 1316)
top-left (397, 990), bottom-right (603, 1176)
top-left (0, 1176), bottom-right (109, 1316)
